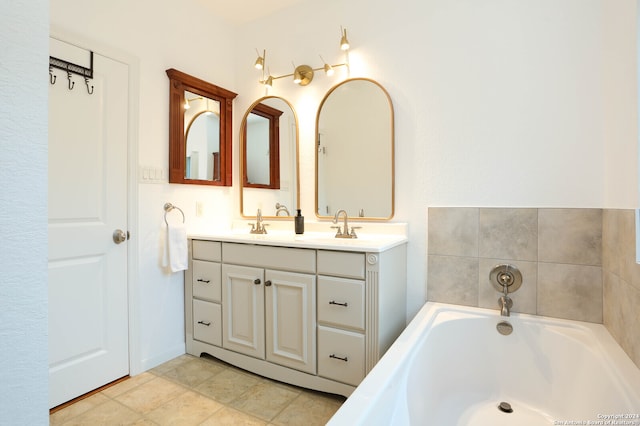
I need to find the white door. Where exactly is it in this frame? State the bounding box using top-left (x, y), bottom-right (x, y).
top-left (48, 38), bottom-right (129, 408)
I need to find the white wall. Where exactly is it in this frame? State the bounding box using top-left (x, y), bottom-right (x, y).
top-left (602, 0), bottom-right (639, 208)
top-left (0, 1), bottom-right (49, 423)
top-left (234, 0), bottom-right (639, 318)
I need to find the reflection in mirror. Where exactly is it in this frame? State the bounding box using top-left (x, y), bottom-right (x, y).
top-left (316, 78), bottom-right (394, 220)
top-left (243, 103), bottom-right (282, 188)
top-left (166, 68), bottom-right (237, 186)
top-left (241, 97), bottom-right (299, 218)
top-left (184, 92), bottom-right (221, 180)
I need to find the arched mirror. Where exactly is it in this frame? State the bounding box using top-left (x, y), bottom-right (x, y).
top-left (240, 96), bottom-right (299, 218)
top-left (316, 78), bottom-right (394, 219)
top-left (166, 68), bottom-right (237, 186)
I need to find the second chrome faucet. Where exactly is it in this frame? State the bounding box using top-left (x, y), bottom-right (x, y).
top-left (332, 209), bottom-right (360, 239)
top-left (249, 209), bottom-right (268, 234)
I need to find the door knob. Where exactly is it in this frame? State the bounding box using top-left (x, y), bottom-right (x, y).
top-left (113, 229), bottom-right (127, 244)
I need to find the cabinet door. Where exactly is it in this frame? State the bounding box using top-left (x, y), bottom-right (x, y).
top-left (265, 270), bottom-right (316, 374)
top-left (222, 264), bottom-right (265, 359)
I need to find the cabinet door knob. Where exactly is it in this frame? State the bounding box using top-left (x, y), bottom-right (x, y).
top-left (265, 280), bottom-right (272, 287)
top-left (254, 278), bottom-right (261, 285)
top-left (197, 320), bottom-right (211, 326)
top-left (329, 300), bottom-right (348, 307)
top-left (197, 278), bottom-right (210, 283)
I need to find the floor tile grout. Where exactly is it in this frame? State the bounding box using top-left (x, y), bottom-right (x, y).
top-left (50, 354), bottom-right (345, 426)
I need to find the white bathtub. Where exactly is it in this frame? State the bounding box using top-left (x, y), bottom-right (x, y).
top-left (328, 302), bottom-right (640, 425)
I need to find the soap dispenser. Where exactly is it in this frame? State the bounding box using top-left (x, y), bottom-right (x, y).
top-left (295, 209), bottom-right (304, 234)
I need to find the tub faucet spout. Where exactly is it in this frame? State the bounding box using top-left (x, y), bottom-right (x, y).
top-left (499, 283), bottom-right (513, 317)
top-left (499, 295), bottom-right (512, 316)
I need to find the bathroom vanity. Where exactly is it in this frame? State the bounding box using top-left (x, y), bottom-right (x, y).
top-left (184, 228), bottom-right (407, 397)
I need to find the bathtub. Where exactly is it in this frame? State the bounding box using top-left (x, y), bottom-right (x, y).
top-left (328, 302), bottom-right (640, 425)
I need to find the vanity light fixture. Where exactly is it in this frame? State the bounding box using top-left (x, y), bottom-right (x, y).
top-left (254, 27), bottom-right (350, 87)
top-left (340, 26), bottom-right (350, 51)
top-left (254, 49), bottom-right (265, 70)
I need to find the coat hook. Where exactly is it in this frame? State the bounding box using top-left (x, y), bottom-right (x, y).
top-left (49, 66), bottom-right (57, 85)
top-left (84, 77), bottom-right (94, 95)
top-left (67, 70), bottom-right (74, 90)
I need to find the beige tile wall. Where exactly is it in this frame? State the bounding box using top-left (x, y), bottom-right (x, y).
top-left (602, 209), bottom-right (640, 368)
top-left (427, 207), bottom-right (640, 368)
top-left (428, 207), bottom-right (602, 322)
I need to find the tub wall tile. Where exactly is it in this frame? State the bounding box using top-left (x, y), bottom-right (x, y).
top-left (478, 208), bottom-right (538, 261)
top-left (618, 210), bottom-right (640, 292)
top-left (602, 209), bottom-right (620, 275)
top-left (427, 208), bottom-right (478, 256)
top-left (428, 207), bottom-right (602, 322)
top-left (427, 255), bottom-right (478, 307)
top-left (538, 209), bottom-right (602, 266)
top-left (602, 209), bottom-right (640, 368)
top-left (537, 263), bottom-right (603, 323)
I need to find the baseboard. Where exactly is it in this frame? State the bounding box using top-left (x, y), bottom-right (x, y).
top-left (137, 343), bottom-right (186, 374)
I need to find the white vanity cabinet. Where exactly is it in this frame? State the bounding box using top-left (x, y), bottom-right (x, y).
top-left (184, 236), bottom-right (407, 397)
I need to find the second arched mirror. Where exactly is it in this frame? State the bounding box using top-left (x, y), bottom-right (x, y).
top-left (316, 78), bottom-right (394, 220)
top-left (240, 96), bottom-right (299, 218)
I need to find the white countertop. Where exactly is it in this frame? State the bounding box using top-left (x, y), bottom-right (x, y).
top-left (189, 221), bottom-right (408, 253)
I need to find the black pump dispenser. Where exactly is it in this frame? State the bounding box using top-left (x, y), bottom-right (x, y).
top-left (295, 209), bottom-right (304, 234)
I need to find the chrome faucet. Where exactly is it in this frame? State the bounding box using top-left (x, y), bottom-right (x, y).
top-left (332, 209), bottom-right (360, 239)
top-left (250, 209), bottom-right (268, 234)
top-left (498, 278), bottom-right (513, 317)
top-left (490, 264), bottom-right (521, 317)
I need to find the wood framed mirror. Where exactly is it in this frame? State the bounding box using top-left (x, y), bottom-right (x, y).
top-left (166, 68), bottom-right (237, 186)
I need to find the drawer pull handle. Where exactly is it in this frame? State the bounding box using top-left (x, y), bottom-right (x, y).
top-left (329, 300), bottom-right (349, 307)
top-left (197, 320), bottom-right (211, 326)
top-left (254, 278), bottom-right (261, 285)
top-left (197, 279), bottom-right (210, 283)
top-left (330, 354), bottom-right (349, 362)
top-left (265, 280), bottom-right (272, 287)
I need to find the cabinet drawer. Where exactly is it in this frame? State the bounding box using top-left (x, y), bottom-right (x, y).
top-left (192, 260), bottom-right (221, 302)
top-left (222, 243), bottom-right (316, 273)
top-left (318, 326), bottom-right (365, 386)
top-left (193, 299), bottom-right (222, 346)
top-left (317, 276), bottom-right (365, 331)
top-left (317, 250), bottom-right (365, 279)
top-left (192, 240), bottom-right (222, 262)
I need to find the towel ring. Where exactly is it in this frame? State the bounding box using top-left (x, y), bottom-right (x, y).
top-left (164, 202), bottom-right (185, 225)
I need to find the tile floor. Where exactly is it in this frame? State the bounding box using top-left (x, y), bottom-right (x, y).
top-left (50, 354), bottom-right (345, 425)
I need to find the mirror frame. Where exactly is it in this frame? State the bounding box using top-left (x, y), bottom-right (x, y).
top-left (240, 96), bottom-right (300, 219)
top-left (166, 68), bottom-right (237, 186)
top-left (315, 77), bottom-right (395, 220)
top-left (242, 102), bottom-right (283, 189)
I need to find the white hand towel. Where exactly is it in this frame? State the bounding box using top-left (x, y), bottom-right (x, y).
top-left (166, 223), bottom-right (188, 272)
